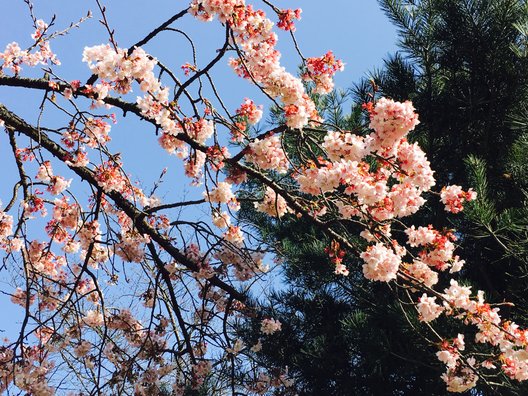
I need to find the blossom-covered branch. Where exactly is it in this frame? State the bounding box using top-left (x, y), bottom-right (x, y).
top-left (0, 1), bottom-right (525, 394)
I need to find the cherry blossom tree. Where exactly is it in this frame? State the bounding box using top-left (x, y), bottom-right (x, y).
top-left (0, 1), bottom-right (526, 394)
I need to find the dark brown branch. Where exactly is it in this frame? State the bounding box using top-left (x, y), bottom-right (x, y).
top-left (173, 25), bottom-right (230, 103)
top-left (145, 199), bottom-right (206, 214)
top-left (130, 8), bottom-right (189, 52)
top-left (0, 102), bottom-right (248, 303)
top-left (147, 242), bottom-right (196, 363)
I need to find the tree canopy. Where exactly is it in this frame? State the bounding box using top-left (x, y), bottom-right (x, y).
top-left (0, 1), bottom-right (527, 395)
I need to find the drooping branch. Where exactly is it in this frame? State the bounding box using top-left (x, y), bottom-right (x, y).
top-left (0, 102), bottom-right (248, 303)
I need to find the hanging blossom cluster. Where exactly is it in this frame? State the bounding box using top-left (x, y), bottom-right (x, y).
top-left (82, 44), bottom-right (159, 97)
top-left (303, 51), bottom-right (345, 94)
top-left (246, 134), bottom-right (289, 173)
top-left (236, 98), bottom-right (263, 126)
top-left (432, 280), bottom-right (528, 391)
top-left (260, 318), bottom-right (282, 335)
top-left (360, 242), bottom-right (403, 282)
top-left (190, 0), bottom-right (342, 129)
top-left (231, 98), bottom-right (263, 141)
top-left (254, 186), bottom-right (291, 218)
top-left (35, 161), bottom-right (72, 196)
top-left (441, 185), bottom-right (478, 214)
top-left (0, 19), bottom-right (60, 74)
top-left (276, 8), bottom-right (302, 32)
top-left (296, 98), bottom-right (434, 225)
top-left (0, 204), bottom-right (18, 253)
top-left (366, 97), bottom-right (420, 149)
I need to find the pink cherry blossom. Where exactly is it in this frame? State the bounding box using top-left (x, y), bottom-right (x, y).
top-left (261, 318), bottom-right (282, 335)
top-left (360, 242), bottom-right (402, 282)
top-left (417, 294), bottom-right (444, 322)
top-left (440, 185), bottom-right (477, 213)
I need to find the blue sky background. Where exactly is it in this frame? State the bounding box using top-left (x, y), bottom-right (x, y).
top-left (0, 1), bottom-right (397, 341)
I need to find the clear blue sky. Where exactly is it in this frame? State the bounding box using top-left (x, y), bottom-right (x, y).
top-left (0, 1), bottom-right (397, 340)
